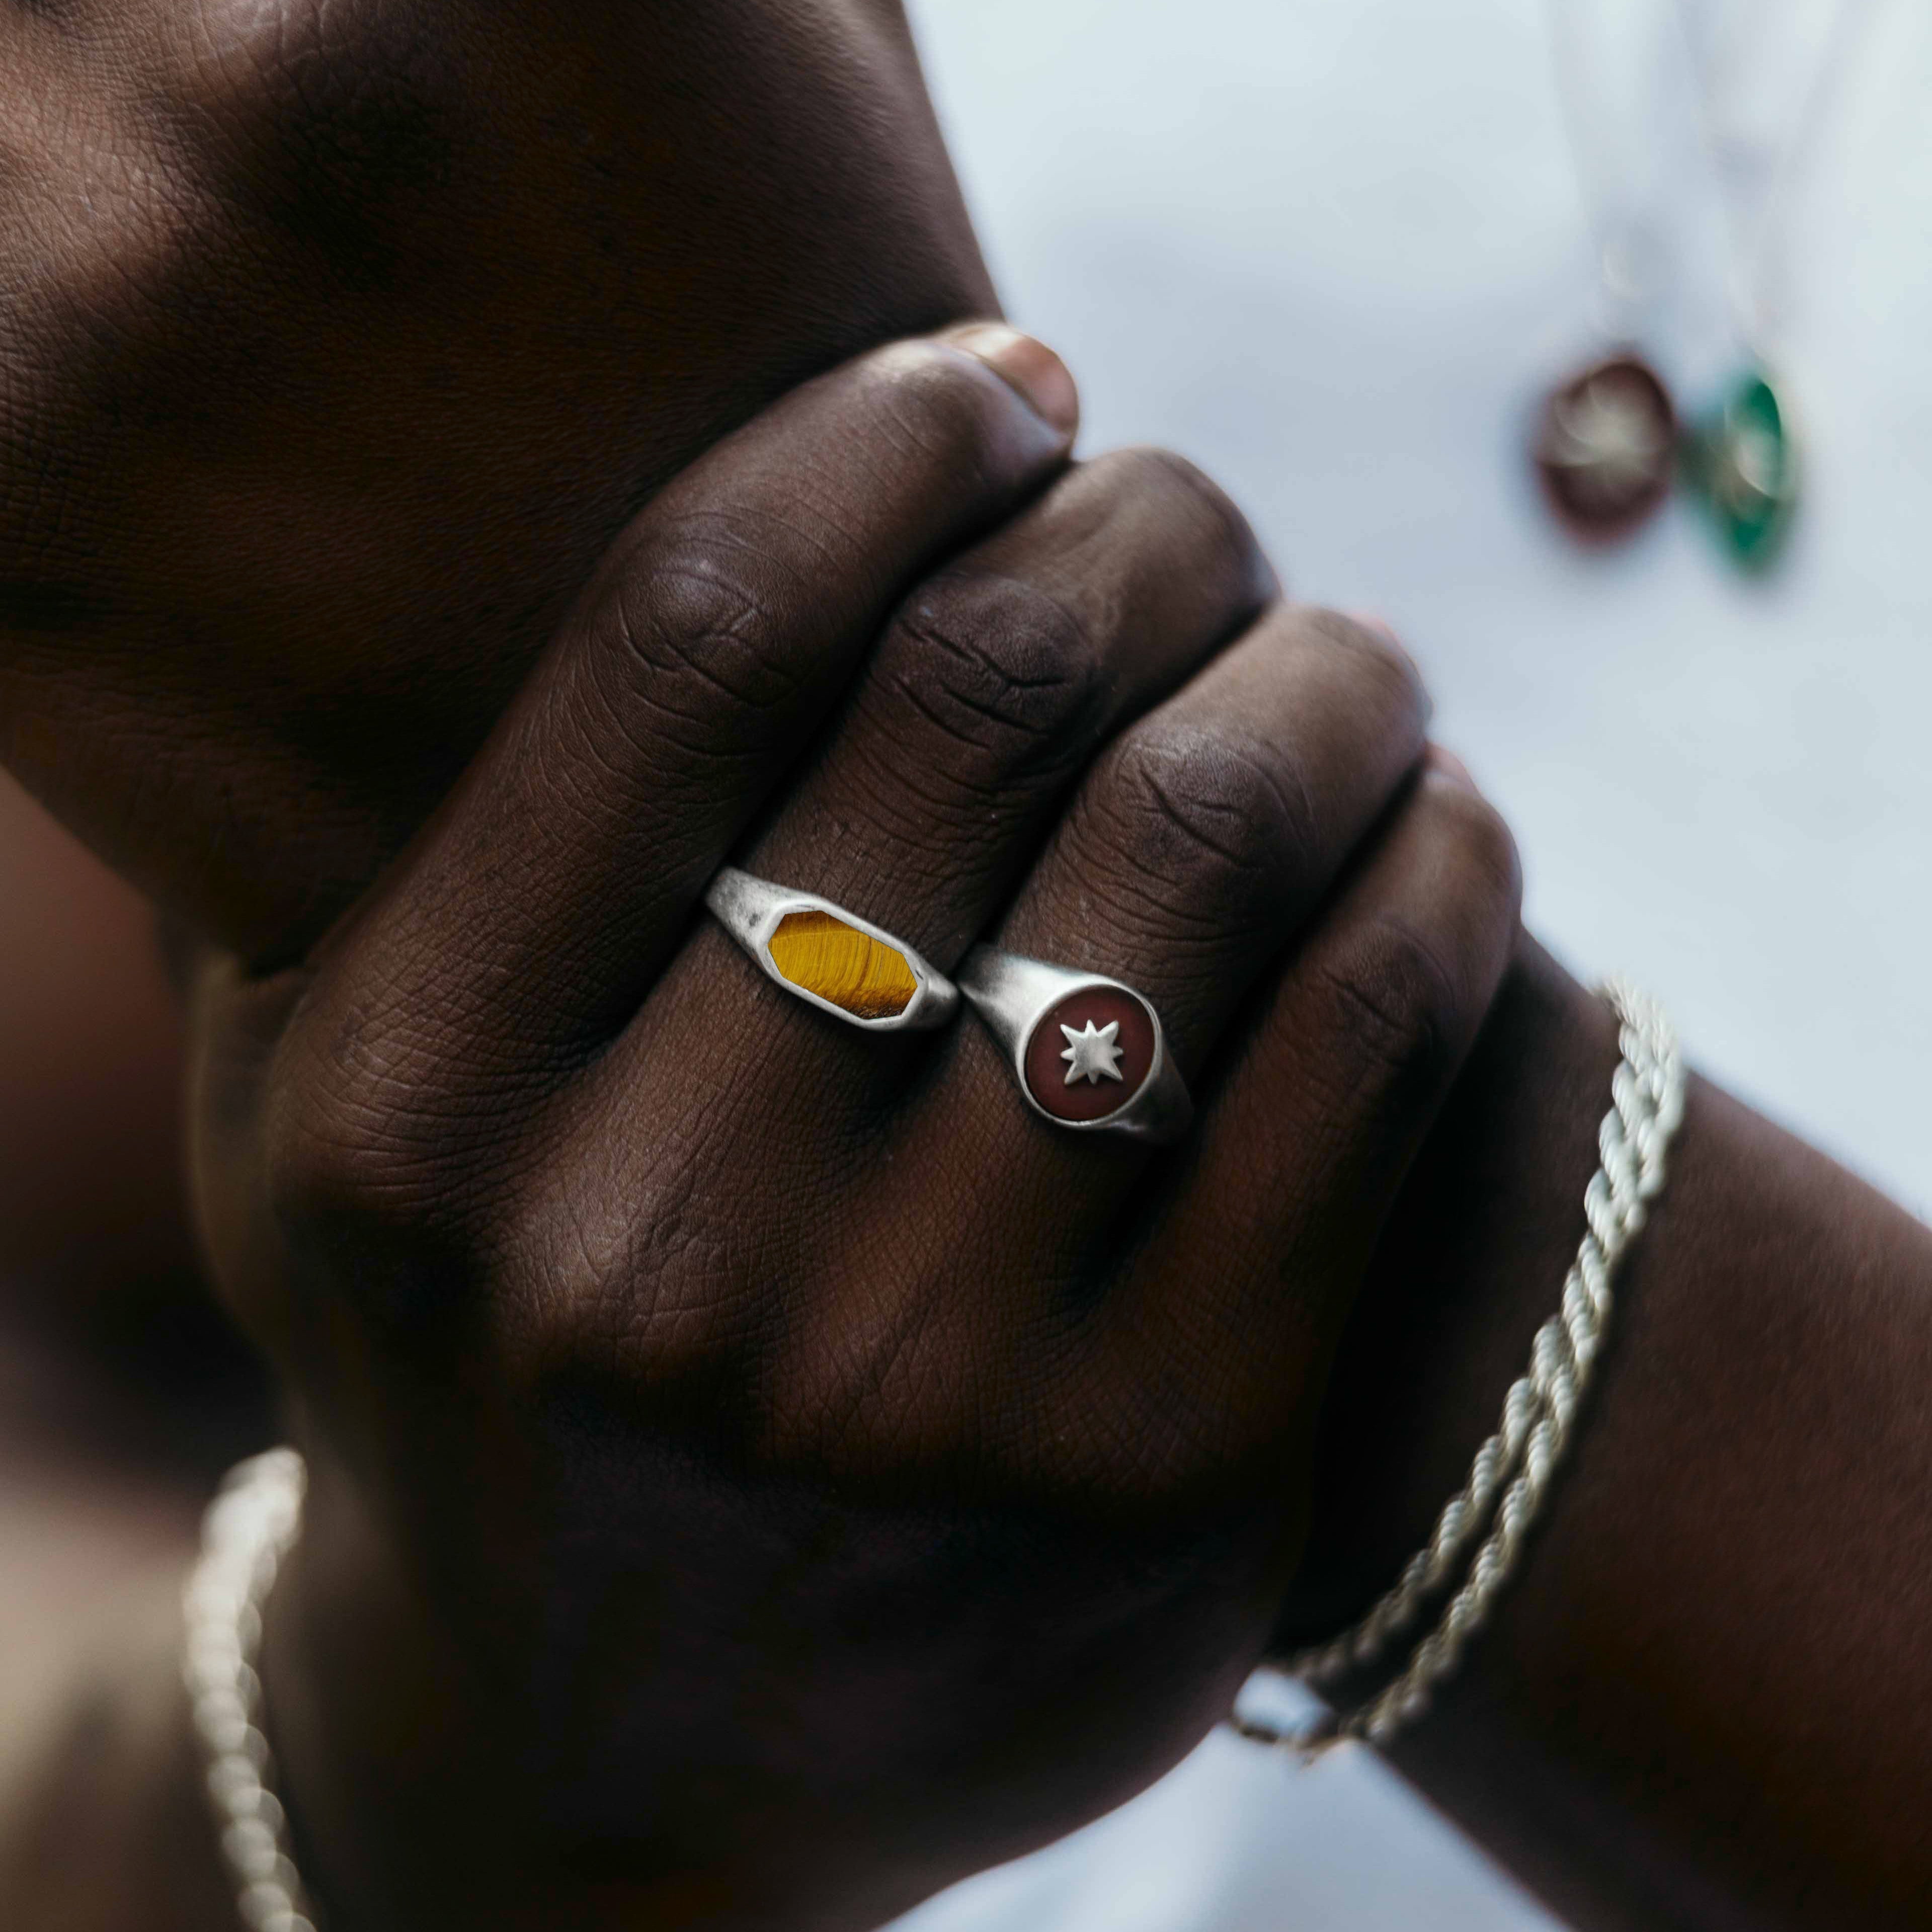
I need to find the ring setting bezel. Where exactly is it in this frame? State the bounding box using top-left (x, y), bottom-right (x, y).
top-left (957, 946), bottom-right (1192, 1145)
top-left (704, 867), bottom-right (958, 1032)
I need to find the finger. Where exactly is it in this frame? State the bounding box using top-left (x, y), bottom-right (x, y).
top-left (743, 448), bottom-right (1273, 965)
top-left (902, 608), bottom-right (1431, 1264)
top-left (1112, 756), bottom-right (1522, 1447)
top-left (278, 328), bottom-right (1076, 1141)
top-left (592, 448), bottom-right (1274, 1129)
top-left (994, 610), bottom-right (1429, 1077)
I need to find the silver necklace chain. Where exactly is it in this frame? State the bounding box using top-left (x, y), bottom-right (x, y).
top-left (1545, 0), bottom-right (1874, 357)
top-left (1671, 0), bottom-right (1877, 356)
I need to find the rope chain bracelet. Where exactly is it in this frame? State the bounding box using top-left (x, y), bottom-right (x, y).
top-left (1234, 977), bottom-right (1685, 1758)
top-left (184, 1447), bottom-right (325, 1932)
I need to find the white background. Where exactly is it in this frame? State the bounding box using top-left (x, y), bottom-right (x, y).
top-left (890, 1), bottom-right (1932, 1924)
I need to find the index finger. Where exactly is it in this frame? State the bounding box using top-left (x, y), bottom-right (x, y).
top-left (282, 328), bottom-right (1077, 1127)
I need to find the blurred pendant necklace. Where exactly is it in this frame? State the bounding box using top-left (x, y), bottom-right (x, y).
top-left (1535, 0), bottom-right (1872, 568)
top-left (1671, 0), bottom-right (1872, 569)
top-left (1534, 1), bottom-right (1685, 544)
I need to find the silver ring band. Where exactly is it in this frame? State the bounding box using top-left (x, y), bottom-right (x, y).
top-left (957, 946), bottom-right (1192, 1145)
top-left (704, 866), bottom-right (958, 1032)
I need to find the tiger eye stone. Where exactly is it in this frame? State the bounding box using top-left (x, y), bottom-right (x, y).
top-left (767, 910), bottom-right (918, 1020)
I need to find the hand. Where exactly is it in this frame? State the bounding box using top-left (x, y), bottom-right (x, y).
top-left (184, 334), bottom-right (1521, 1931)
top-left (0, 0), bottom-right (991, 962)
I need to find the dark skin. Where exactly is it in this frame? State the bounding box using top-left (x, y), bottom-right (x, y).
top-left (1320, 1005), bottom-right (1932, 1932)
top-left (2, 0), bottom-right (992, 963)
top-left (4, 3), bottom-right (1932, 1928)
top-left (187, 336), bottom-right (1519, 1931)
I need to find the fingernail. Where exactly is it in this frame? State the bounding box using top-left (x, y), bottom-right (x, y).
top-left (1425, 744), bottom-right (1479, 791)
top-left (940, 321), bottom-right (1080, 439)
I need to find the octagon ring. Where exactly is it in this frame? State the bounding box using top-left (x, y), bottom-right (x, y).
top-left (957, 946), bottom-right (1192, 1146)
top-left (705, 867), bottom-right (958, 1031)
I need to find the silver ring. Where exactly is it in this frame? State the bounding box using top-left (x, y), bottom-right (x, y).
top-left (957, 946), bottom-right (1192, 1145)
top-left (704, 866), bottom-right (958, 1032)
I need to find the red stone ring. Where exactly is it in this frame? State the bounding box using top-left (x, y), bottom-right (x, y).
top-left (704, 867), bottom-right (959, 1032)
top-left (957, 947), bottom-right (1192, 1146)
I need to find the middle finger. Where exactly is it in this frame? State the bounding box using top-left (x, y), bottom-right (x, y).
top-left (595, 449), bottom-right (1272, 1131)
top-left (899, 606), bottom-right (1430, 1271)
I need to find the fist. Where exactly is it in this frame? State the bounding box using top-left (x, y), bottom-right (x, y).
top-left (184, 337), bottom-right (1522, 1931)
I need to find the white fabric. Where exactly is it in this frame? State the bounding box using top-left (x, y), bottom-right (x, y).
top-left (891, 0), bottom-right (1932, 1923)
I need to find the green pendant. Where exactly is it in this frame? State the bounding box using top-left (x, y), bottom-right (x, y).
top-left (1680, 368), bottom-right (1800, 571)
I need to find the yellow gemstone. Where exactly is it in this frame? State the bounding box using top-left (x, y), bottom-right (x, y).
top-left (767, 910), bottom-right (918, 1020)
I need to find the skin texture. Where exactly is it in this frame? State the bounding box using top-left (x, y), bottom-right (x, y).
top-left (1, 0), bottom-right (993, 964)
top-left (3, 4), bottom-right (1932, 1930)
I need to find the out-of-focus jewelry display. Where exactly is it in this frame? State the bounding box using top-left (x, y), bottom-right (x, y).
top-left (1668, 0), bottom-right (1873, 570)
top-left (1534, 3), bottom-right (1682, 544)
top-left (1536, 0), bottom-right (1875, 571)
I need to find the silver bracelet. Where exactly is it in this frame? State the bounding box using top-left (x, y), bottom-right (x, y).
top-left (1236, 977), bottom-right (1685, 1757)
top-left (184, 1446), bottom-right (325, 1932)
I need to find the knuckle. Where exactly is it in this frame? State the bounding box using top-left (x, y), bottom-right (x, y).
top-left (1108, 446), bottom-right (1273, 600)
top-left (1429, 774), bottom-right (1523, 916)
top-left (1313, 911), bottom-right (1467, 1098)
top-left (260, 975), bottom-right (514, 1271)
top-left (1083, 721), bottom-right (1312, 926)
top-left (883, 568), bottom-right (1108, 781)
top-left (1312, 777), bottom-right (1522, 1096)
top-left (593, 515), bottom-right (807, 735)
top-left (1300, 605), bottom-right (1427, 719)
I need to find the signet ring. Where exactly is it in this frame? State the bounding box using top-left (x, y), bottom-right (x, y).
top-left (957, 946), bottom-right (1192, 1145)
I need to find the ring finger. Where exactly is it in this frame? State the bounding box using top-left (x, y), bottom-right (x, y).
top-left (898, 607), bottom-right (1430, 1272)
top-left (593, 449), bottom-right (1275, 1133)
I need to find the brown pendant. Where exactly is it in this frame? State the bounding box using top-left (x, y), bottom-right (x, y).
top-left (1533, 352), bottom-right (1676, 542)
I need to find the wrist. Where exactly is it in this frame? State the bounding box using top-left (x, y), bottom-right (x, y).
top-left (256, 1450), bottom-right (536, 1932)
top-left (1287, 936), bottom-right (1932, 1926)
top-left (256, 1447), bottom-right (822, 1932)
top-left (1276, 932), bottom-right (1622, 1642)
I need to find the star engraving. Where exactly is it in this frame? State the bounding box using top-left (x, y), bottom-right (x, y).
top-left (1060, 1018), bottom-right (1125, 1086)
top-left (1544, 376), bottom-right (1666, 493)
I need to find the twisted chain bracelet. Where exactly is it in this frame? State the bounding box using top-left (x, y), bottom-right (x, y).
top-left (184, 1447), bottom-right (324, 1932)
top-left (1236, 977), bottom-right (1685, 1757)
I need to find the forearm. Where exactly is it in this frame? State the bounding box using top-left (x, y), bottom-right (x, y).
top-left (1287, 938), bottom-right (1932, 1929)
